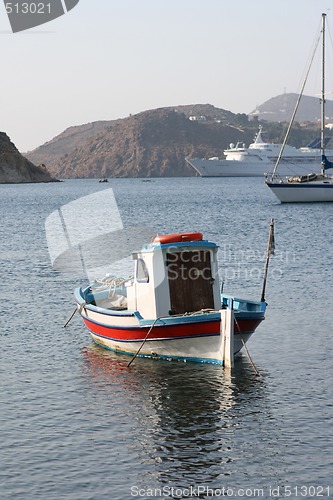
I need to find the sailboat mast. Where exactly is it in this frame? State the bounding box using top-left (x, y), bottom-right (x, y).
top-left (321, 12), bottom-right (326, 175)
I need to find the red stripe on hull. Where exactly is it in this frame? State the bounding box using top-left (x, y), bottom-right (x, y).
top-left (82, 316), bottom-right (263, 342)
top-left (83, 317), bottom-right (219, 341)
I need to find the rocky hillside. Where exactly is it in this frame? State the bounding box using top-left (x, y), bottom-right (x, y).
top-left (26, 104), bottom-right (253, 178)
top-left (0, 132), bottom-right (56, 184)
top-left (26, 97), bottom-right (333, 179)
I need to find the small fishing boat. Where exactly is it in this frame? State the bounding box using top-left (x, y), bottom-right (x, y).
top-left (73, 230), bottom-right (272, 365)
top-left (266, 13), bottom-right (333, 202)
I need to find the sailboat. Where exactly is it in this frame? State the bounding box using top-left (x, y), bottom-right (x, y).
top-left (266, 13), bottom-right (333, 203)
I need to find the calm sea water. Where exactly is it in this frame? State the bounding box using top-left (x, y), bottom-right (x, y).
top-left (1, 178), bottom-right (332, 500)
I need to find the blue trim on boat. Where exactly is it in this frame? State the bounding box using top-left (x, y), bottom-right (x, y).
top-left (221, 294), bottom-right (267, 313)
top-left (234, 311), bottom-right (265, 320)
top-left (139, 313), bottom-right (221, 326)
top-left (142, 239), bottom-right (219, 252)
top-left (78, 302), bottom-right (264, 325)
top-left (84, 303), bottom-right (141, 319)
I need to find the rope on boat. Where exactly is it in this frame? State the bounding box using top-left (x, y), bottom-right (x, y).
top-left (64, 307), bottom-right (78, 328)
top-left (183, 308), bottom-right (217, 316)
top-left (234, 317), bottom-right (260, 376)
top-left (127, 316), bottom-right (163, 367)
top-left (64, 302), bottom-right (87, 328)
top-left (92, 276), bottom-right (132, 299)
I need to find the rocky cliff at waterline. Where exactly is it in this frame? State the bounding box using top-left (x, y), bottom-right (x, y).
top-left (0, 132), bottom-right (56, 184)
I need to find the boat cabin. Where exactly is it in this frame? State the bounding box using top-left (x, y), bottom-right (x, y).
top-left (126, 232), bottom-right (221, 319)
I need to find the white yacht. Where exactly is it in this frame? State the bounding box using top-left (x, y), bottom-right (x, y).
top-left (186, 126), bottom-right (333, 177)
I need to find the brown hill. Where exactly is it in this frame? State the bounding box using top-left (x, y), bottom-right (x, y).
top-left (26, 105), bottom-right (253, 178)
top-left (25, 97), bottom-right (333, 179)
top-left (0, 132), bottom-right (56, 184)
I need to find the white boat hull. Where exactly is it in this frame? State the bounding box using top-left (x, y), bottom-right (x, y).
top-left (90, 331), bottom-right (253, 364)
top-left (186, 157), bottom-right (329, 178)
top-left (266, 181), bottom-right (333, 202)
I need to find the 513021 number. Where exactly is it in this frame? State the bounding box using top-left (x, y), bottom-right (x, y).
top-left (5, 3), bottom-right (51, 14)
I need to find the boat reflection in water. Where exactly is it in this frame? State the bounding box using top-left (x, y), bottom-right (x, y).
top-left (81, 345), bottom-right (279, 491)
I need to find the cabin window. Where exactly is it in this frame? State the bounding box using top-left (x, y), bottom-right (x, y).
top-left (136, 258), bottom-right (149, 283)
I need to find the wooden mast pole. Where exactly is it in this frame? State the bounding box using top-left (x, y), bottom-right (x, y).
top-left (260, 218), bottom-right (275, 303)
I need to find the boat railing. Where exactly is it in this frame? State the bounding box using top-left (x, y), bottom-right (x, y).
top-left (221, 294), bottom-right (263, 312)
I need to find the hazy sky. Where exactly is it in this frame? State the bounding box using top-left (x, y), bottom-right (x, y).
top-left (1, 0), bottom-right (332, 152)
